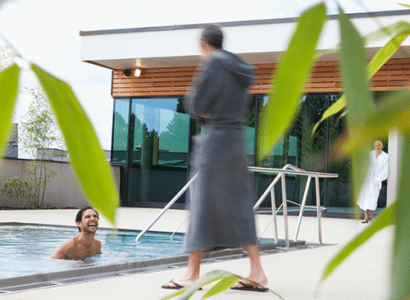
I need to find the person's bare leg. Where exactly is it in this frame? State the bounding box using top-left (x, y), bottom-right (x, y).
top-left (184, 251), bottom-right (203, 282)
top-left (369, 210), bottom-right (374, 220)
top-left (162, 251), bottom-right (203, 288)
top-left (362, 210), bottom-right (369, 223)
top-left (231, 244), bottom-right (267, 288)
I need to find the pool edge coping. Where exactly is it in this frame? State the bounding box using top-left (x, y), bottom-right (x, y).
top-left (0, 222), bottom-right (306, 294)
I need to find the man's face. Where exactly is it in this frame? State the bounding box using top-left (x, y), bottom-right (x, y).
top-left (374, 141), bottom-right (383, 152)
top-left (76, 209), bottom-right (99, 234)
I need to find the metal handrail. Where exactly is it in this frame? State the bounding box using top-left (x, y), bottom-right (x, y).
top-left (135, 174), bottom-right (198, 241)
top-left (136, 165), bottom-right (338, 245)
top-left (249, 165), bottom-right (337, 247)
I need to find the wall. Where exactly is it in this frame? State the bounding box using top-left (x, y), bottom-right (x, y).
top-left (387, 130), bottom-right (402, 206)
top-left (0, 158), bottom-right (121, 209)
top-left (111, 59), bottom-right (410, 97)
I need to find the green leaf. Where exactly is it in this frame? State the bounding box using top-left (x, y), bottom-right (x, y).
top-left (391, 135), bottom-right (410, 300)
top-left (161, 270), bottom-right (241, 300)
top-left (312, 22), bottom-right (410, 136)
top-left (367, 29), bottom-right (410, 77)
top-left (364, 21), bottom-right (410, 44)
top-left (335, 91), bottom-right (410, 157)
top-left (202, 274), bottom-right (241, 299)
top-left (30, 63), bottom-right (118, 224)
top-left (321, 202), bottom-right (396, 281)
top-left (322, 12), bottom-right (410, 287)
top-left (313, 48), bottom-right (337, 61)
top-left (311, 95), bottom-right (346, 136)
top-left (180, 270), bottom-right (238, 300)
top-left (0, 63), bottom-right (20, 160)
top-left (257, 2), bottom-right (326, 161)
top-left (338, 7), bottom-right (375, 201)
top-left (398, 3), bottom-right (410, 8)
top-left (160, 287), bottom-right (188, 300)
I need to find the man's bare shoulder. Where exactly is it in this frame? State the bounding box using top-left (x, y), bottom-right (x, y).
top-left (49, 235), bottom-right (79, 259)
top-left (59, 236), bottom-right (80, 250)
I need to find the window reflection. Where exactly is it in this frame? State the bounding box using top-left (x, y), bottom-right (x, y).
top-left (244, 97), bottom-right (258, 166)
top-left (112, 99), bottom-right (129, 163)
top-left (111, 93), bottom-right (386, 211)
top-left (131, 98), bottom-right (189, 168)
top-left (256, 94), bottom-right (330, 209)
top-left (126, 97), bottom-right (190, 205)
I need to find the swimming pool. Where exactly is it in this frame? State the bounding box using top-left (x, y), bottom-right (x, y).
top-left (0, 223), bottom-right (185, 279)
top-left (0, 222), bottom-right (301, 294)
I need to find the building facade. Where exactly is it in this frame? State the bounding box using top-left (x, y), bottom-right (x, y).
top-left (80, 10), bottom-right (410, 211)
top-left (4, 123), bottom-right (18, 159)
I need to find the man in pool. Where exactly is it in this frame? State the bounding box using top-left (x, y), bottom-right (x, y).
top-left (49, 207), bottom-right (102, 260)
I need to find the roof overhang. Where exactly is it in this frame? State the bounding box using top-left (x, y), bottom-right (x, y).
top-left (80, 10), bottom-right (410, 70)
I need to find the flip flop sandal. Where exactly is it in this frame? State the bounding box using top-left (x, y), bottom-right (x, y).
top-left (230, 280), bottom-right (269, 292)
top-left (161, 280), bottom-right (202, 290)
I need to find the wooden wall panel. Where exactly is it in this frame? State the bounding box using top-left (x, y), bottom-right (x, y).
top-left (112, 67), bottom-right (196, 97)
top-left (112, 59), bottom-right (410, 97)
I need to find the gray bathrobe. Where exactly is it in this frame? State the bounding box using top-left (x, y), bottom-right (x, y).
top-left (183, 50), bottom-right (257, 253)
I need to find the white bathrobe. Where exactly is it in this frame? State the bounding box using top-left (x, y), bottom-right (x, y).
top-left (357, 150), bottom-right (389, 211)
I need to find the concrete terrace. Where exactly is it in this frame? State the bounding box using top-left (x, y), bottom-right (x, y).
top-left (0, 208), bottom-right (392, 299)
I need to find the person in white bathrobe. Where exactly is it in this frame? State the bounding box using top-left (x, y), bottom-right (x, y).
top-left (357, 140), bottom-right (389, 223)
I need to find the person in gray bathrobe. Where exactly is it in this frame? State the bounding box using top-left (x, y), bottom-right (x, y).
top-left (162, 24), bottom-right (268, 292)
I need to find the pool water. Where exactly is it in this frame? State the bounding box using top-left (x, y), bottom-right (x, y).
top-left (0, 224), bottom-right (184, 279)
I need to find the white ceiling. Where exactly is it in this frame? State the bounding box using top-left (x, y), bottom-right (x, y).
top-left (80, 11), bottom-right (410, 70)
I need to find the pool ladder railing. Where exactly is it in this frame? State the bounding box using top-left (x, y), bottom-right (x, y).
top-left (135, 164), bottom-right (338, 247)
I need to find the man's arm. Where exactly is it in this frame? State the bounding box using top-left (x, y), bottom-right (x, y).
top-left (49, 239), bottom-right (74, 259)
top-left (378, 154), bottom-right (389, 182)
top-left (95, 239), bottom-right (102, 255)
top-left (185, 57), bottom-right (221, 119)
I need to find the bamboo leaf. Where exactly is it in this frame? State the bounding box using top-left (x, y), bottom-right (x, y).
top-left (322, 8), bottom-right (409, 286)
top-left (398, 3), bottom-right (410, 8)
top-left (338, 7), bottom-right (375, 201)
top-left (311, 95), bottom-right (346, 136)
top-left (0, 63), bottom-right (20, 160)
top-left (180, 270), bottom-right (237, 300)
top-left (367, 29), bottom-right (410, 77)
top-left (30, 63), bottom-right (118, 224)
top-left (313, 48), bottom-right (337, 61)
top-left (391, 134), bottom-right (410, 300)
top-left (312, 22), bottom-right (410, 136)
top-left (321, 202), bottom-right (396, 281)
top-left (364, 21), bottom-right (410, 44)
top-left (161, 270), bottom-right (240, 300)
top-left (335, 90), bottom-right (410, 158)
top-left (202, 275), bottom-right (241, 299)
top-left (257, 2), bottom-right (326, 161)
top-left (160, 288), bottom-right (188, 300)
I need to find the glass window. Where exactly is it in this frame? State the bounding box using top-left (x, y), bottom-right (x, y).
top-left (325, 94), bottom-right (349, 208)
top-left (326, 92), bottom-right (388, 209)
top-left (255, 94), bottom-right (330, 209)
top-left (126, 97), bottom-right (190, 205)
top-left (130, 97), bottom-right (189, 168)
top-left (112, 92), bottom-right (379, 211)
top-left (244, 96), bottom-right (258, 166)
top-left (112, 99), bottom-right (129, 163)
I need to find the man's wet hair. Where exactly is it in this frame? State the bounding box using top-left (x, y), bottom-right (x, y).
top-left (75, 207), bottom-right (99, 232)
top-left (200, 24), bottom-right (223, 49)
